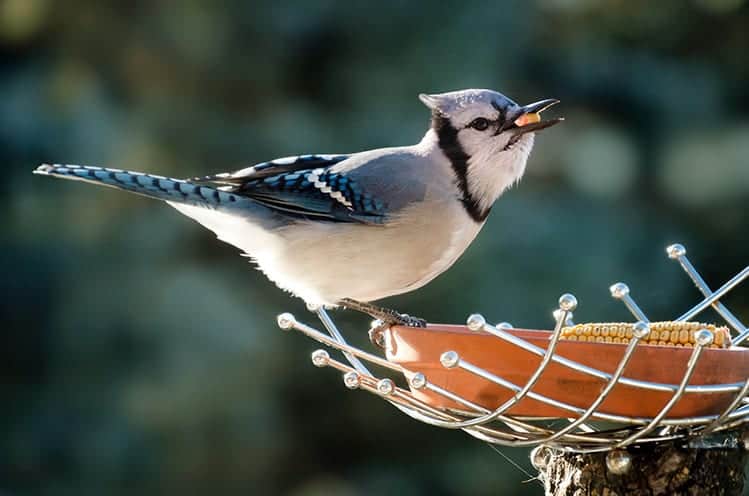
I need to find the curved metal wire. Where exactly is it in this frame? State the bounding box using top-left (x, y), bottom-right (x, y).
top-left (279, 243), bottom-right (749, 452)
top-left (535, 328), bottom-right (646, 445)
top-left (615, 341), bottom-right (706, 447)
top-left (419, 307), bottom-right (570, 430)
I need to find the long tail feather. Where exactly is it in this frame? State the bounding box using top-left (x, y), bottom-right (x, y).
top-left (34, 163), bottom-right (243, 207)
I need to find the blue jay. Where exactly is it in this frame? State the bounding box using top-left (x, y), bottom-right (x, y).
top-left (34, 89), bottom-right (561, 326)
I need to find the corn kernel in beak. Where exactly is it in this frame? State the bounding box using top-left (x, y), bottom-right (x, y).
top-left (514, 113), bottom-right (541, 127)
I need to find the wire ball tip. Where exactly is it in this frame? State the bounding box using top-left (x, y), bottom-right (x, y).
top-left (376, 378), bottom-right (395, 395)
top-left (609, 282), bottom-right (630, 299)
top-left (606, 449), bottom-right (632, 475)
top-left (305, 302), bottom-right (321, 312)
top-left (343, 371), bottom-right (361, 389)
top-left (276, 312), bottom-right (296, 330)
top-left (409, 372), bottom-right (427, 390)
top-left (694, 329), bottom-right (714, 347)
top-left (440, 350), bottom-right (460, 369)
top-left (558, 293), bottom-right (578, 312)
top-left (632, 321), bottom-right (651, 339)
top-left (666, 243), bottom-right (687, 259)
top-left (311, 349), bottom-right (330, 367)
top-left (466, 313), bottom-right (486, 331)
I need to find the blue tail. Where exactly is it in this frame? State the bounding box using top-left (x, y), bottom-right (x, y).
top-left (34, 163), bottom-right (244, 208)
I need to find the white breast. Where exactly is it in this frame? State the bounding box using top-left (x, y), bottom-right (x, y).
top-left (167, 197), bottom-right (482, 306)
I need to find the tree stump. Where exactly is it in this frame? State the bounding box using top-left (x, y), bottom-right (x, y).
top-left (532, 430), bottom-right (748, 496)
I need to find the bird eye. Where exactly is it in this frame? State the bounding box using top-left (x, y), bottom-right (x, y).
top-left (469, 118), bottom-right (490, 131)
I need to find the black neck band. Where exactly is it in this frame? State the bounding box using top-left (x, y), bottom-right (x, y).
top-left (431, 113), bottom-right (491, 223)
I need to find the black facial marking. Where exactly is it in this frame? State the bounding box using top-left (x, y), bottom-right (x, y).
top-left (431, 112), bottom-right (491, 223)
top-left (491, 100), bottom-right (513, 135)
top-left (490, 101), bottom-right (506, 121)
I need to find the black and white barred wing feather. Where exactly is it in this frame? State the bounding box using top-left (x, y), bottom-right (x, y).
top-left (195, 154), bottom-right (388, 224)
top-left (196, 154), bottom-right (349, 184)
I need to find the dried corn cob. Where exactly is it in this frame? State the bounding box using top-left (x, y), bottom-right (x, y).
top-left (560, 322), bottom-right (731, 348)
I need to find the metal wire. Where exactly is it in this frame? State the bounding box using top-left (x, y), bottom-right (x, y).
top-left (667, 245), bottom-right (747, 339)
top-left (279, 243), bottom-right (749, 452)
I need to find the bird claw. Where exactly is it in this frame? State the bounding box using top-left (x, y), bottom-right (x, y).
top-left (338, 298), bottom-right (427, 328)
top-left (391, 313), bottom-right (427, 328)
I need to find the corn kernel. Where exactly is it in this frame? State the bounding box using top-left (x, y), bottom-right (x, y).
top-left (514, 112), bottom-right (541, 127)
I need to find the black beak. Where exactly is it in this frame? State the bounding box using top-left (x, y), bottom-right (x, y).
top-left (521, 98), bottom-right (560, 115)
top-left (506, 98), bottom-right (563, 136)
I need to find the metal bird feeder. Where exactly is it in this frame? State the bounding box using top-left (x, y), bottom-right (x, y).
top-left (277, 244), bottom-right (749, 453)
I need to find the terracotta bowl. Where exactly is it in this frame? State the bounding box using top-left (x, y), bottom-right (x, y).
top-left (386, 325), bottom-right (749, 419)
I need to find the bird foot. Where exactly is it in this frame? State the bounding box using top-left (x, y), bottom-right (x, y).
top-left (339, 298), bottom-right (427, 328)
top-left (390, 313), bottom-right (427, 328)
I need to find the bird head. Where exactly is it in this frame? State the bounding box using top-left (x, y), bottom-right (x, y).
top-left (420, 89), bottom-right (562, 222)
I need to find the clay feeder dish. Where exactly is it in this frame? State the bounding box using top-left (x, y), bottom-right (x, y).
top-left (386, 324), bottom-right (749, 419)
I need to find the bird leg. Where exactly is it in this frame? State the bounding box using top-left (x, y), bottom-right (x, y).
top-left (339, 298), bottom-right (427, 328)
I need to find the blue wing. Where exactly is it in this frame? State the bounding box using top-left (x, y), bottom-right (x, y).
top-left (193, 154), bottom-right (387, 224)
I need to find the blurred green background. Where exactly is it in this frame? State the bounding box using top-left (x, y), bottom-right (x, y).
top-left (2, 0), bottom-right (749, 494)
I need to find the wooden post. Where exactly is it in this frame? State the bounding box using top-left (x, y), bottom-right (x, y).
top-left (532, 430), bottom-right (748, 495)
